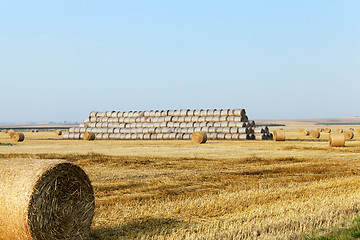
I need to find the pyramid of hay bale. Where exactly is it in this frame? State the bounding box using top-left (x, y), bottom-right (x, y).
top-left (63, 108), bottom-right (272, 141)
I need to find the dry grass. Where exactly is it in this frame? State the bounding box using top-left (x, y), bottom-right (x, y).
top-left (1, 122), bottom-right (360, 239)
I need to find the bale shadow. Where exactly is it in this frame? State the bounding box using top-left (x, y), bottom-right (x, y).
top-left (90, 218), bottom-right (195, 239)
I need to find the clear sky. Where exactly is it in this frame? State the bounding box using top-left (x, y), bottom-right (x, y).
top-left (1, 1), bottom-right (359, 123)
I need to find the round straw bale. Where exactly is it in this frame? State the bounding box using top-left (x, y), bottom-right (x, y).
top-left (317, 128), bottom-right (324, 132)
top-left (336, 128), bottom-right (343, 133)
top-left (349, 128), bottom-right (355, 131)
top-left (187, 110), bottom-right (195, 116)
top-left (301, 130), bottom-right (309, 136)
top-left (55, 130), bottom-right (63, 135)
top-left (220, 109), bottom-right (229, 116)
top-left (0, 159), bottom-right (94, 240)
top-left (10, 132), bottom-right (25, 142)
top-left (254, 133), bottom-right (266, 140)
top-left (1, 129), bottom-right (7, 133)
top-left (343, 131), bottom-right (354, 140)
top-left (83, 131), bottom-right (95, 141)
top-left (324, 128), bottom-right (331, 133)
top-left (273, 129), bottom-right (285, 141)
top-left (192, 132), bottom-right (207, 144)
top-left (309, 130), bottom-right (320, 139)
top-left (329, 133), bottom-right (345, 147)
top-left (207, 109), bottom-right (215, 116)
top-left (232, 109), bottom-right (246, 117)
top-left (7, 129), bottom-right (14, 135)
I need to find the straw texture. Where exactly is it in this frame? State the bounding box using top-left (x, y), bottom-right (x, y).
top-left (324, 128), bottom-right (331, 133)
top-left (343, 131), bottom-right (354, 140)
top-left (309, 131), bottom-right (320, 139)
top-left (191, 132), bottom-right (207, 144)
top-left (0, 159), bottom-right (95, 240)
top-left (83, 131), bottom-right (96, 141)
top-left (329, 133), bottom-right (345, 147)
top-left (10, 132), bottom-right (25, 142)
top-left (273, 129), bottom-right (285, 141)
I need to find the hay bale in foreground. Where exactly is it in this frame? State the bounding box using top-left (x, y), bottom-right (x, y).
top-left (10, 132), bottom-right (25, 142)
top-left (343, 131), bottom-right (354, 140)
top-left (273, 129), bottom-right (285, 141)
top-left (324, 128), bottom-right (331, 133)
top-left (0, 159), bottom-right (95, 240)
top-left (83, 131), bottom-right (95, 141)
top-left (191, 131), bottom-right (207, 144)
top-left (309, 130), bottom-right (320, 139)
top-left (329, 133), bottom-right (345, 147)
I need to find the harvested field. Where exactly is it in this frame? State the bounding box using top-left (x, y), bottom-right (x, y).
top-left (1, 120), bottom-right (360, 239)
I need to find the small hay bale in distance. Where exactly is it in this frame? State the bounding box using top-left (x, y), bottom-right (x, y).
top-left (343, 131), bottom-right (354, 140)
top-left (349, 128), bottom-right (355, 131)
top-left (329, 133), bottom-right (345, 147)
top-left (83, 131), bottom-right (96, 141)
top-left (273, 129), bottom-right (285, 141)
top-left (10, 132), bottom-right (25, 142)
top-left (297, 128), bottom-right (304, 133)
top-left (191, 131), bottom-right (207, 144)
top-left (7, 129), bottom-right (14, 135)
top-left (1, 129), bottom-right (7, 133)
top-left (0, 159), bottom-right (95, 240)
top-left (317, 128), bottom-right (324, 132)
top-left (309, 130), bottom-right (320, 139)
top-left (324, 128), bottom-right (331, 133)
top-left (336, 128), bottom-right (343, 133)
top-left (301, 129), bottom-right (309, 136)
top-left (55, 130), bottom-right (63, 135)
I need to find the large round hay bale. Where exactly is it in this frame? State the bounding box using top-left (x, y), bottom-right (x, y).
top-left (309, 130), bottom-right (320, 139)
top-left (324, 128), bottom-right (331, 133)
top-left (0, 159), bottom-right (94, 240)
top-left (329, 133), bottom-right (345, 147)
top-left (317, 128), bottom-right (324, 132)
top-left (336, 129), bottom-right (343, 133)
top-left (273, 129), bottom-right (285, 141)
top-left (192, 132), bottom-right (207, 143)
top-left (83, 131), bottom-right (95, 141)
top-left (10, 132), bottom-right (25, 142)
top-left (344, 131), bottom-right (354, 140)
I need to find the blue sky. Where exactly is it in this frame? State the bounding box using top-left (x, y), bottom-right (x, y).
top-left (1, 1), bottom-right (359, 123)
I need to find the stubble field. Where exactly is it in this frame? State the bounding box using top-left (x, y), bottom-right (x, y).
top-left (1, 121), bottom-right (360, 239)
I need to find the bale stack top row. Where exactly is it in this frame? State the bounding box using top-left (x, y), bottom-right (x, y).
top-left (64, 108), bottom-right (272, 141)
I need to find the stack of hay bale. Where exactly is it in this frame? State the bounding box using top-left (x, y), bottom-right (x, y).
top-left (63, 109), bottom-right (272, 141)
